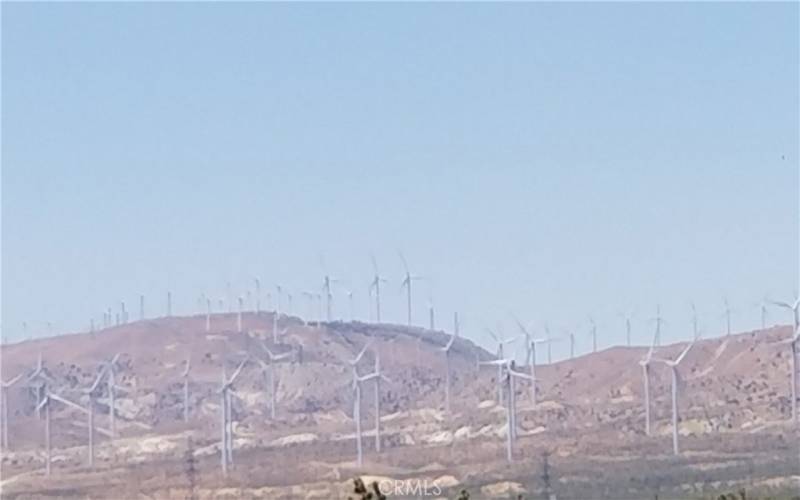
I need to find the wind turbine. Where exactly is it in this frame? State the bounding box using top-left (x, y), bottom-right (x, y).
top-left (254, 278), bottom-right (261, 315)
top-left (543, 323), bottom-right (556, 364)
top-left (512, 316), bottom-right (546, 405)
top-left (439, 313), bottom-right (459, 415)
top-left (167, 291), bottom-right (172, 317)
top-left (27, 352), bottom-right (53, 419)
top-left (84, 363), bottom-right (110, 469)
top-left (770, 295), bottom-right (800, 423)
top-left (651, 340), bottom-right (695, 454)
top-left (428, 299), bottom-right (435, 330)
top-left (477, 359), bottom-right (532, 462)
top-left (690, 302), bottom-right (702, 340)
top-left (638, 326), bottom-right (660, 437)
top-left (618, 310), bottom-right (636, 347)
top-left (182, 357), bottom-right (191, 423)
top-left (237, 296), bottom-right (244, 333)
top-left (258, 342), bottom-right (293, 420)
top-left (650, 305), bottom-right (666, 347)
top-left (370, 255), bottom-right (387, 323)
top-left (486, 327), bottom-right (519, 404)
top-left (1, 372), bottom-right (23, 450)
top-left (346, 289), bottom-right (355, 322)
top-left (206, 298), bottom-right (212, 332)
top-left (105, 353), bottom-right (122, 437)
top-left (302, 291), bottom-right (315, 325)
top-left (37, 391), bottom-right (91, 474)
top-left (399, 252), bottom-right (423, 326)
top-left (219, 357), bottom-right (249, 476)
top-left (588, 316), bottom-right (598, 353)
top-left (722, 298), bottom-right (734, 336)
top-left (36, 395), bottom-right (53, 475)
top-left (139, 294), bottom-right (145, 321)
top-left (748, 296), bottom-right (771, 331)
top-left (346, 340), bottom-right (373, 467)
top-left (357, 350), bottom-right (391, 453)
top-left (561, 328), bottom-right (576, 359)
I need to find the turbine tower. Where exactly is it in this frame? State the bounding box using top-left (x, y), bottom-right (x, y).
top-left (486, 327), bottom-right (519, 404)
top-left (237, 296), bottom-right (244, 333)
top-left (477, 359), bottom-right (533, 462)
top-left (588, 316), bottom-right (598, 353)
top-left (722, 298), bottom-right (733, 336)
top-left (84, 364), bottom-right (110, 469)
top-left (105, 353), bottom-right (122, 438)
top-left (439, 313), bottom-right (459, 415)
top-left (399, 253), bottom-right (423, 326)
top-left (650, 305), bottom-right (666, 347)
top-left (358, 350), bottom-right (391, 453)
top-left (638, 326), bottom-right (660, 437)
top-left (346, 341), bottom-right (373, 467)
top-left (370, 255), bottom-right (387, 323)
top-left (182, 357), bottom-right (191, 423)
top-left (254, 278), bottom-right (261, 315)
top-left (512, 316), bottom-right (547, 405)
top-left (258, 342), bottom-right (293, 420)
top-left (219, 357), bottom-right (249, 476)
top-left (652, 340), bottom-right (695, 455)
top-left (771, 296), bottom-right (800, 423)
top-left (1, 372), bottom-right (23, 450)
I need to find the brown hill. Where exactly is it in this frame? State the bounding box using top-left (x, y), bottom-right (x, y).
top-left (1, 314), bottom-right (797, 499)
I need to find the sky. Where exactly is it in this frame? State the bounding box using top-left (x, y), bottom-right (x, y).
top-left (2, 3), bottom-right (798, 360)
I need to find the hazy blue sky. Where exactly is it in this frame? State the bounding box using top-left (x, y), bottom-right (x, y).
top-left (2, 3), bottom-right (798, 359)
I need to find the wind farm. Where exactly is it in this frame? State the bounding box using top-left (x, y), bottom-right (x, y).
top-left (3, 3), bottom-right (797, 499)
top-left (1, 283), bottom-right (799, 499)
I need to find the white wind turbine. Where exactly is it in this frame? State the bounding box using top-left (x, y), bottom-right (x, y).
top-left (652, 339), bottom-right (696, 455)
top-left (749, 296), bottom-right (771, 330)
top-left (104, 353), bottom-right (122, 437)
top-left (219, 357), bottom-right (249, 476)
top-left (237, 296), bottom-right (244, 333)
top-left (561, 328), bottom-right (576, 359)
top-left (36, 394), bottom-right (53, 475)
top-left (182, 357), bottom-right (191, 423)
top-left (721, 298), bottom-right (734, 336)
top-left (358, 350), bottom-right (391, 454)
top-left (588, 316), bottom-right (598, 353)
top-left (36, 390), bottom-right (92, 475)
top-left (650, 305), bottom-right (667, 347)
top-left (369, 255), bottom-right (387, 323)
top-left (478, 359), bottom-right (533, 462)
top-left (84, 364), bottom-right (110, 469)
top-left (486, 327), bottom-right (520, 404)
top-left (206, 298), bottom-right (212, 332)
top-left (439, 313), bottom-right (459, 415)
top-left (254, 278), bottom-right (261, 315)
top-left (618, 309), bottom-right (636, 347)
top-left (690, 302), bottom-right (702, 340)
top-left (258, 341), bottom-right (293, 420)
top-left (302, 291), bottom-right (315, 325)
top-left (27, 352), bottom-right (53, 419)
top-left (346, 340), bottom-right (373, 467)
top-left (1, 372), bottom-right (23, 450)
top-left (322, 266), bottom-right (339, 322)
top-left (638, 326), bottom-right (660, 437)
top-left (542, 323), bottom-right (560, 364)
top-left (512, 316), bottom-right (546, 406)
top-left (399, 252), bottom-right (423, 326)
top-left (770, 295), bottom-right (800, 423)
